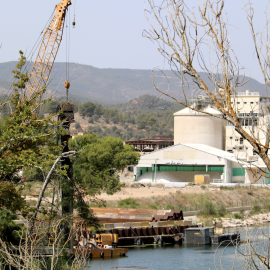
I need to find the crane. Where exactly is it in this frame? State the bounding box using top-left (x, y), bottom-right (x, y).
top-left (24, 0), bottom-right (72, 105)
top-left (23, 0), bottom-right (75, 250)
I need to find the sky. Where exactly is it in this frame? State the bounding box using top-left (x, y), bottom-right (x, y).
top-left (0, 0), bottom-right (269, 83)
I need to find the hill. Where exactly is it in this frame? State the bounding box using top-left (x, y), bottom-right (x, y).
top-left (69, 95), bottom-right (179, 140)
top-left (107, 95), bottom-right (184, 113)
top-left (0, 61), bottom-right (267, 105)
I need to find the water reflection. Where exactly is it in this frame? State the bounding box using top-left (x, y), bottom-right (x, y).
top-left (86, 225), bottom-right (270, 270)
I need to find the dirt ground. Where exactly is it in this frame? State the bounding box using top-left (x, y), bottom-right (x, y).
top-left (96, 184), bottom-right (218, 201)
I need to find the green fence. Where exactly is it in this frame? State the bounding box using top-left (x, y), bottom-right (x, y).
top-left (232, 168), bottom-right (245, 177)
top-left (137, 165), bottom-right (224, 176)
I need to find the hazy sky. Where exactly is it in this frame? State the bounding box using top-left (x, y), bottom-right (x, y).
top-left (0, 0), bottom-right (269, 83)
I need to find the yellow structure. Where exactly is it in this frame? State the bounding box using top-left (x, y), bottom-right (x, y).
top-left (24, 0), bottom-right (72, 108)
top-left (194, 175), bottom-right (210, 184)
top-left (95, 234), bottom-right (118, 246)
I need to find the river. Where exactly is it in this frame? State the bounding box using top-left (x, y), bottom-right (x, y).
top-left (86, 225), bottom-right (270, 270)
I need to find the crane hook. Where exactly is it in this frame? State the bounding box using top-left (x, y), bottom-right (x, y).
top-left (65, 80), bottom-right (70, 90)
top-left (65, 80), bottom-right (70, 102)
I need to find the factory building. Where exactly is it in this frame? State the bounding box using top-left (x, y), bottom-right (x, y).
top-left (134, 91), bottom-right (269, 185)
top-left (173, 107), bottom-right (226, 149)
top-left (134, 143), bottom-right (257, 184)
top-left (226, 90), bottom-right (270, 158)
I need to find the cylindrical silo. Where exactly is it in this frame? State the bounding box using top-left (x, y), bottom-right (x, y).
top-left (174, 107), bottom-right (225, 150)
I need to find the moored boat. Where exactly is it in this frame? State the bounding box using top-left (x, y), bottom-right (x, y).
top-left (73, 246), bottom-right (128, 258)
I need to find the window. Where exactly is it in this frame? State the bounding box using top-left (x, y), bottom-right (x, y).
top-left (250, 102), bottom-right (254, 104)
top-left (240, 138), bottom-right (243, 144)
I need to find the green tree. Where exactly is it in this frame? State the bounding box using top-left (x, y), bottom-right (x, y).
top-left (0, 51), bottom-right (64, 182)
top-left (23, 167), bottom-right (44, 182)
top-left (0, 209), bottom-right (22, 245)
top-left (0, 182), bottom-right (27, 213)
top-left (75, 122), bottom-right (81, 130)
top-left (46, 100), bottom-right (59, 114)
top-left (94, 103), bottom-right (103, 116)
top-left (69, 133), bottom-right (140, 196)
top-left (138, 119), bottom-right (147, 129)
top-left (78, 102), bottom-right (96, 117)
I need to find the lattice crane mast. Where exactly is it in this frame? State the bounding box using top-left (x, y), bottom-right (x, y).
top-left (24, 0), bottom-right (72, 105)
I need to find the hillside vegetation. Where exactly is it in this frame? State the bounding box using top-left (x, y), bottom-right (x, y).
top-left (0, 94), bottom-right (182, 140)
top-left (70, 95), bottom-right (183, 140)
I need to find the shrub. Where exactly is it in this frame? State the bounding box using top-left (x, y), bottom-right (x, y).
top-left (198, 200), bottom-right (217, 216)
top-left (217, 204), bottom-right (227, 217)
top-left (88, 117), bottom-right (93, 123)
top-left (75, 123), bottom-right (81, 130)
top-left (234, 213), bottom-right (243, 219)
top-left (220, 186), bottom-right (234, 190)
top-left (118, 198), bottom-right (139, 209)
top-left (93, 115), bottom-right (99, 122)
top-left (111, 117), bottom-right (119, 124)
top-left (201, 185), bottom-right (206, 189)
top-left (263, 200), bottom-right (270, 211)
top-left (167, 204), bottom-right (174, 210)
top-left (148, 204), bottom-right (158, 209)
top-left (250, 204), bottom-right (261, 215)
top-left (130, 183), bottom-right (140, 188)
top-left (105, 118), bottom-right (110, 124)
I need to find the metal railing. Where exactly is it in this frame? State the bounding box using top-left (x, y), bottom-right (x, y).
top-left (213, 179), bottom-right (223, 183)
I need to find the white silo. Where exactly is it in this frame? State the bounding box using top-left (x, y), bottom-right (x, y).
top-left (174, 107), bottom-right (225, 150)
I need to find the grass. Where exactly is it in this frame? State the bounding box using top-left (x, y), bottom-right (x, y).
top-left (219, 186), bottom-right (235, 190)
top-left (118, 198), bottom-right (139, 209)
top-left (250, 203), bottom-right (261, 215)
top-left (166, 204), bottom-right (174, 210)
top-left (148, 204), bottom-right (157, 209)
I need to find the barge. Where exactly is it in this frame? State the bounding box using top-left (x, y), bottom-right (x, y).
top-left (73, 246), bottom-right (128, 258)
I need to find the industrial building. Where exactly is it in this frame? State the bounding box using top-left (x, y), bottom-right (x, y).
top-left (134, 91), bottom-right (269, 185)
top-left (133, 143), bottom-right (265, 185)
top-left (226, 90), bottom-right (270, 158)
top-left (125, 136), bottom-right (174, 154)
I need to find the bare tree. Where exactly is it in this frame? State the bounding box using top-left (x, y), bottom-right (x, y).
top-left (143, 0), bottom-right (270, 178)
top-left (0, 216), bottom-right (88, 270)
top-left (144, 1), bottom-right (270, 267)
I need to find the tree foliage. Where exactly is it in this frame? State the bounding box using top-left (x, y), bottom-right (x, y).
top-left (0, 209), bottom-right (21, 245)
top-left (69, 133), bottom-right (140, 196)
top-left (0, 51), bottom-right (64, 181)
top-left (0, 182), bottom-right (26, 213)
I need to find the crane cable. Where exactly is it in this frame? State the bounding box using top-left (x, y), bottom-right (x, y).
top-left (5, 9), bottom-right (55, 108)
top-left (65, 0), bottom-right (76, 102)
top-left (7, 10), bottom-right (55, 96)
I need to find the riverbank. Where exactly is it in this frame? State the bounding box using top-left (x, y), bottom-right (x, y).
top-left (219, 212), bottom-right (270, 228)
top-left (94, 183), bottom-right (270, 212)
